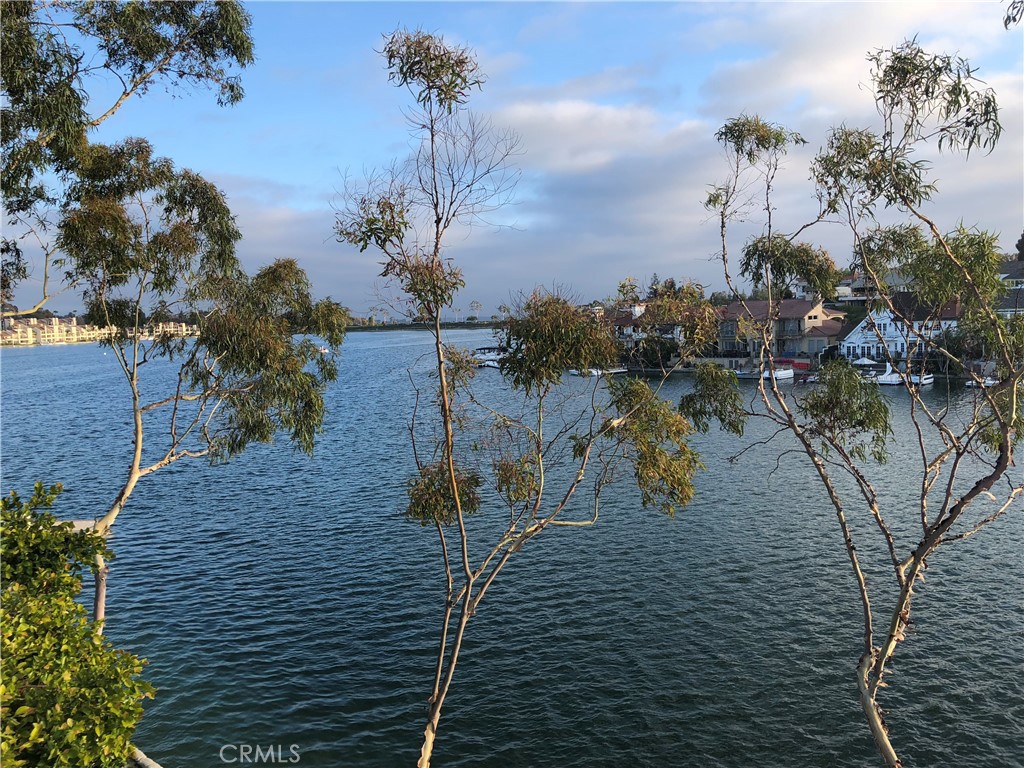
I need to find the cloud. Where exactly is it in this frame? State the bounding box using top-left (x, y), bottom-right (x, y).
top-left (494, 100), bottom-right (668, 173)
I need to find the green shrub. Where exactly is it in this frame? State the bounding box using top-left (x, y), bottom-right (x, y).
top-left (1, 483), bottom-right (154, 768)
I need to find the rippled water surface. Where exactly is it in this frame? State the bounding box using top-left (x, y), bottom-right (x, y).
top-left (2, 331), bottom-right (1021, 768)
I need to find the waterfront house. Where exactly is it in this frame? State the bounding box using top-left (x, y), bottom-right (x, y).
top-left (997, 287), bottom-right (1024, 317)
top-left (719, 299), bottom-right (846, 359)
top-left (839, 292), bottom-right (961, 362)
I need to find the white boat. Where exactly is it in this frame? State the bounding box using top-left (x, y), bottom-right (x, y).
top-left (472, 346), bottom-right (506, 367)
top-left (875, 363), bottom-right (933, 386)
top-left (733, 366), bottom-right (795, 381)
top-left (569, 367), bottom-right (628, 377)
top-left (964, 376), bottom-right (999, 388)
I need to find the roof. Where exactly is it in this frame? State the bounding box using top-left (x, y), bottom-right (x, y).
top-left (999, 260), bottom-right (1024, 282)
top-left (886, 292), bottom-right (962, 321)
top-left (722, 299), bottom-right (822, 321)
top-left (836, 320), bottom-right (861, 343)
top-left (805, 319), bottom-right (845, 338)
top-left (998, 286), bottom-right (1024, 313)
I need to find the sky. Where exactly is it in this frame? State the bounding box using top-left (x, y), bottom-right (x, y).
top-left (11, 1), bottom-right (1024, 319)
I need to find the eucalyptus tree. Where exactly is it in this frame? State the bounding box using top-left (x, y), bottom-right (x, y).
top-left (336, 29), bottom-right (716, 767)
top-left (1, 0), bottom-right (253, 313)
top-left (59, 137), bottom-right (348, 628)
top-left (685, 41), bottom-right (1023, 767)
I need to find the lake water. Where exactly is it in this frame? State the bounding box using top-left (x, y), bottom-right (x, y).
top-left (1, 330), bottom-right (1021, 768)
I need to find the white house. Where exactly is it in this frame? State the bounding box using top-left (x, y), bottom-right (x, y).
top-left (997, 261), bottom-right (1024, 317)
top-left (840, 293), bottom-right (961, 361)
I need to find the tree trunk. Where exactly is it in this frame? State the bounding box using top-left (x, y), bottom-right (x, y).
top-left (93, 553), bottom-right (109, 633)
top-left (417, 717), bottom-right (439, 768)
top-left (91, 467), bottom-right (141, 631)
top-left (858, 653), bottom-right (902, 767)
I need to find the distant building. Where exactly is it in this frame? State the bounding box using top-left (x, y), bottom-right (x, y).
top-left (0, 316), bottom-right (197, 346)
top-left (1000, 259), bottom-right (1024, 288)
top-left (719, 299), bottom-right (846, 358)
top-left (997, 261), bottom-right (1024, 317)
top-left (839, 293), bottom-right (961, 361)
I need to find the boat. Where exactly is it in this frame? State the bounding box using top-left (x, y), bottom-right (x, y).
top-left (874, 363), bottom-right (933, 386)
top-left (471, 346), bottom-right (506, 368)
top-left (733, 366), bottom-right (795, 381)
top-left (569, 367), bottom-right (629, 377)
top-left (964, 376), bottom-right (999, 388)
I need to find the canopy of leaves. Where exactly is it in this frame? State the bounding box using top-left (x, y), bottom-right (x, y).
top-left (740, 235), bottom-right (842, 301)
top-left (493, 454), bottom-right (540, 508)
top-left (336, 187), bottom-right (410, 255)
top-left (1, 484), bottom-right (153, 768)
top-left (56, 139), bottom-right (348, 461)
top-left (603, 378), bottom-right (703, 516)
top-left (632, 279), bottom-right (721, 364)
top-left (871, 38), bottom-right (1001, 156)
top-left (813, 39), bottom-right (1003, 223)
top-left (406, 461), bottom-right (483, 526)
top-left (714, 114), bottom-right (806, 165)
top-left (798, 360), bottom-right (892, 463)
top-left (2, 0), bottom-right (253, 212)
top-left (678, 363), bottom-right (747, 437)
top-left (387, 255), bottom-right (466, 320)
top-left (812, 126), bottom-right (935, 213)
top-left (855, 224), bottom-right (931, 285)
top-left (904, 227), bottom-right (1006, 315)
top-left (383, 27), bottom-right (483, 113)
top-left (2, 1), bottom-right (253, 301)
top-left (499, 290), bottom-right (620, 395)
top-left (858, 224), bottom-right (1007, 330)
top-left (190, 259), bottom-right (349, 460)
top-left (59, 139), bottom-right (241, 314)
top-left (1, 483), bottom-right (109, 594)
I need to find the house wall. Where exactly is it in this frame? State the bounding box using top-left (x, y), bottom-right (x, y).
top-left (841, 309), bottom-right (958, 360)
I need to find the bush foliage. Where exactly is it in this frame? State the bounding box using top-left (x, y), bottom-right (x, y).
top-left (1, 483), bottom-right (154, 768)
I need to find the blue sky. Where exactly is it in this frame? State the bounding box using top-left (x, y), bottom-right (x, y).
top-left (13, 1), bottom-right (1024, 318)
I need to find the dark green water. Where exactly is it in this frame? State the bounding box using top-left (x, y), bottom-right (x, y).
top-left (1, 330), bottom-right (1021, 767)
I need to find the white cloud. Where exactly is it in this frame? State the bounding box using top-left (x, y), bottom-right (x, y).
top-left (493, 100), bottom-right (667, 173)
